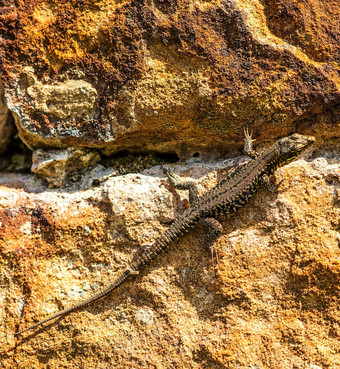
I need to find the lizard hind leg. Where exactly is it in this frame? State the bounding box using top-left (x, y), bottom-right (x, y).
top-left (202, 217), bottom-right (223, 244)
top-left (133, 241), bottom-right (154, 258)
top-left (202, 217), bottom-right (223, 269)
top-left (262, 174), bottom-right (282, 193)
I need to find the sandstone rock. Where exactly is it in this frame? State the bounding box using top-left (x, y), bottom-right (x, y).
top-left (24, 67), bottom-right (97, 120)
top-left (0, 1), bottom-right (339, 367)
top-left (31, 147), bottom-right (101, 187)
top-left (0, 80), bottom-right (13, 153)
top-left (0, 156), bottom-right (339, 368)
top-left (0, 0), bottom-right (339, 156)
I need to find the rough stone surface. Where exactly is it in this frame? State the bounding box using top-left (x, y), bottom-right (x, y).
top-left (0, 155), bottom-right (339, 368)
top-left (31, 147), bottom-right (101, 187)
top-left (0, 1), bottom-right (339, 368)
top-left (0, 80), bottom-right (13, 153)
top-left (25, 67), bottom-right (98, 120)
top-left (0, 0), bottom-right (339, 156)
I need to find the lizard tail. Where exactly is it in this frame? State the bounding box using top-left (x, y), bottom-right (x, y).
top-left (14, 269), bottom-right (132, 336)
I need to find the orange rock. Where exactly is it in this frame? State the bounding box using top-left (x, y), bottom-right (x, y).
top-left (0, 0), bottom-right (339, 155)
top-left (0, 157), bottom-right (339, 368)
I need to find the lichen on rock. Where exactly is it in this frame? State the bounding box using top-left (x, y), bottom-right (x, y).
top-left (0, 80), bottom-right (13, 153)
top-left (24, 67), bottom-right (97, 119)
top-left (31, 147), bottom-right (101, 187)
top-left (0, 0), bottom-right (338, 154)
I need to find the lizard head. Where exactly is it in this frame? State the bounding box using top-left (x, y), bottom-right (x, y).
top-left (275, 133), bottom-right (315, 167)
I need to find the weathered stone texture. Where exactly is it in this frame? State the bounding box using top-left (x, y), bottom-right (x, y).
top-left (260, 0), bottom-right (339, 63)
top-left (31, 147), bottom-right (101, 187)
top-left (0, 0), bottom-right (339, 367)
top-left (0, 157), bottom-right (339, 368)
top-left (0, 0), bottom-right (339, 156)
top-left (0, 80), bottom-right (13, 153)
top-left (25, 67), bottom-right (98, 120)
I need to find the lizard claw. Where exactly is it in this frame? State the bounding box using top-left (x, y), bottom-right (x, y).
top-left (161, 165), bottom-right (178, 185)
top-left (243, 128), bottom-right (257, 159)
top-left (244, 127), bottom-right (255, 143)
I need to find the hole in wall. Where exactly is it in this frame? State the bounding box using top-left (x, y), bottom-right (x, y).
top-left (99, 150), bottom-right (179, 175)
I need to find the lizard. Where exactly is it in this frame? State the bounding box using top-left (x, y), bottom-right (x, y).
top-left (14, 130), bottom-right (315, 336)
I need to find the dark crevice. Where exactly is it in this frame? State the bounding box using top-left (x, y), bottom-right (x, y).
top-left (0, 133), bottom-right (32, 173)
top-left (99, 150), bottom-right (179, 175)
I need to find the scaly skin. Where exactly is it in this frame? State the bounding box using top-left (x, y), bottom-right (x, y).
top-left (14, 132), bottom-right (315, 336)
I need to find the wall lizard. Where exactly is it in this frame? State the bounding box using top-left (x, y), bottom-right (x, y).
top-left (14, 131), bottom-right (315, 336)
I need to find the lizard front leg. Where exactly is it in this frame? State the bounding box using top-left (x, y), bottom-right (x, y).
top-left (244, 129), bottom-right (280, 192)
top-left (162, 165), bottom-right (223, 244)
top-left (243, 128), bottom-right (258, 159)
top-left (261, 174), bottom-right (281, 192)
top-left (161, 165), bottom-right (199, 204)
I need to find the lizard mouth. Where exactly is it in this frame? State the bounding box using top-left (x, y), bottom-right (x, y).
top-left (280, 134), bottom-right (316, 155)
top-left (295, 135), bottom-right (315, 152)
top-left (277, 134), bottom-right (315, 167)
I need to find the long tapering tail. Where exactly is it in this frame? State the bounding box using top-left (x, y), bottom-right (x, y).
top-left (14, 269), bottom-right (132, 336)
top-left (15, 211), bottom-right (199, 337)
